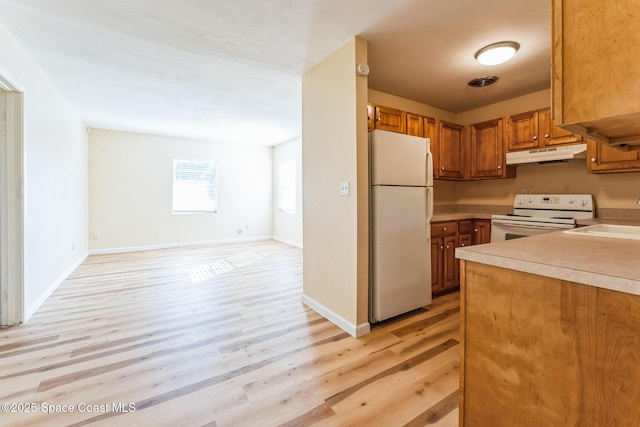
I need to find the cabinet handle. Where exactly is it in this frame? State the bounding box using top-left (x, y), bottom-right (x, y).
top-left (591, 157), bottom-right (597, 162)
top-left (443, 227), bottom-right (447, 231)
top-left (376, 118), bottom-right (381, 121)
top-left (440, 246), bottom-right (444, 250)
top-left (533, 135), bottom-right (538, 141)
top-left (446, 245), bottom-right (450, 249)
top-left (461, 243), bottom-right (465, 246)
top-left (474, 228), bottom-right (478, 232)
top-left (441, 166), bottom-right (445, 170)
top-left (545, 133), bottom-right (550, 138)
top-left (497, 165), bottom-right (502, 170)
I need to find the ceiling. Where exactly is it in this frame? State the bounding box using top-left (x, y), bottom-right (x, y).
top-left (0, 0), bottom-right (550, 146)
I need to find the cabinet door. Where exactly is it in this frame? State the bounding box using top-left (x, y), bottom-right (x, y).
top-left (470, 119), bottom-right (505, 178)
top-left (431, 235), bottom-right (443, 294)
top-left (424, 117), bottom-right (437, 178)
top-left (553, 0), bottom-right (640, 144)
top-left (406, 113), bottom-right (424, 137)
top-left (375, 106), bottom-right (406, 134)
top-left (442, 235), bottom-right (458, 290)
top-left (472, 220), bottom-right (491, 245)
top-left (506, 111), bottom-right (539, 151)
top-left (437, 120), bottom-right (466, 179)
top-left (538, 108), bottom-right (583, 147)
top-left (587, 139), bottom-right (640, 172)
top-left (367, 104), bottom-right (375, 131)
top-left (458, 233), bottom-right (472, 248)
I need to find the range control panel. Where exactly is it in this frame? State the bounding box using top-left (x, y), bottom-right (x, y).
top-left (513, 194), bottom-right (594, 211)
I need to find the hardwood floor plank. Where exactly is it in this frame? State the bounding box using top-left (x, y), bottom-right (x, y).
top-left (325, 350), bottom-right (459, 426)
top-left (0, 241), bottom-right (460, 426)
top-left (403, 390), bottom-right (459, 426)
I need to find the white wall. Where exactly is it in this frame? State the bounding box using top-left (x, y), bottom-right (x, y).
top-left (0, 22), bottom-right (88, 321)
top-left (302, 37), bottom-right (370, 337)
top-left (89, 129), bottom-right (272, 252)
top-left (272, 138), bottom-right (303, 247)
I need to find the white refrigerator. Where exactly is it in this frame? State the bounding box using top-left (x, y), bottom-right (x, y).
top-left (369, 129), bottom-right (433, 323)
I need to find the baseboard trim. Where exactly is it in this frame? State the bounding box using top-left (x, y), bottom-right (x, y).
top-left (301, 294), bottom-right (370, 338)
top-left (25, 253), bottom-right (88, 322)
top-left (89, 236), bottom-right (274, 255)
top-left (273, 236), bottom-right (303, 248)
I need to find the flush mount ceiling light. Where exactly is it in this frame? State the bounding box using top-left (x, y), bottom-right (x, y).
top-left (475, 41), bottom-right (520, 66)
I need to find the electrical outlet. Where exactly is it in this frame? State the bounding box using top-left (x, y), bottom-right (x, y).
top-left (340, 181), bottom-right (350, 196)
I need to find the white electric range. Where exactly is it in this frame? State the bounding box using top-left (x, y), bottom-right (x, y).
top-left (491, 194), bottom-right (594, 242)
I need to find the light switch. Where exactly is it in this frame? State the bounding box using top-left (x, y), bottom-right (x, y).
top-left (340, 181), bottom-right (350, 196)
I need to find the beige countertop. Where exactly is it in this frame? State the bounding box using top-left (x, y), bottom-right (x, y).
top-left (431, 212), bottom-right (494, 222)
top-left (456, 229), bottom-right (640, 296)
top-left (577, 217), bottom-right (640, 227)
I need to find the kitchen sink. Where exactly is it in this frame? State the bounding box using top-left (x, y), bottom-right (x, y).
top-left (563, 224), bottom-right (640, 240)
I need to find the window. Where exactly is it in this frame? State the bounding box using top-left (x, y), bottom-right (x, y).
top-left (278, 160), bottom-right (296, 214)
top-left (173, 159), bottom-right (217, 214)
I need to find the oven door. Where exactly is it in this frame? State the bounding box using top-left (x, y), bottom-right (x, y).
top-left (490, 219), bottom-right (575, 242)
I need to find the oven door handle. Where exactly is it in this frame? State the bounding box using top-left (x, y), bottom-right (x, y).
top-left (491, 220), bottom-right (575, 230)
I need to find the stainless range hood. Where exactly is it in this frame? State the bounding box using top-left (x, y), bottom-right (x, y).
top-left (506, 143), bottom-right (587, 165)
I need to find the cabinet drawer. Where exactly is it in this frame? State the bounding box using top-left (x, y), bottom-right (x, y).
top-left (431, 221), bottom-right (458, 237)
top-left (458, 220), bottom-right (473, 234)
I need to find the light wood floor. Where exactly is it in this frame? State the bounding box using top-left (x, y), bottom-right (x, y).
top-left (0, 241), bottom-right (460, 426)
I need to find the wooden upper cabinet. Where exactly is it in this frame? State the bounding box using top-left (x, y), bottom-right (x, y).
top-left (423, 117), bottom-right (437, 177)
top-left (406, 113), bottom-right (424, 137)
top-left (507, 108), bottom-right (583, 152)
top-left (374, 106), bottom-right (406, 134)
top-left (506, 111), bottom-right (539, 151)
top-left (552, 0), bottom-right (640, 149)
top-left (538, 108), bottom-right (583, 147)
top-left (437, 120), bottom-right (466, 179)
top-left (367, 104), bottom-right (375, 131)
top-left (587, 139), bottom-right (640, 173)
top-left (470, 118), bottom-right (509, 179)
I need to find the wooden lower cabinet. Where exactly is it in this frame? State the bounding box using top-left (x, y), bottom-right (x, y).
top-left (430, 221), bottom-right (457, 295)
top-left (431, 219), bottom-right (490, 296)
top-left (472, 219), bottom-right (491, 245)
top-left (442, 235), bottom-right (458, 289)
top-left (460, 261), bottom-right (640, 426)
top-left (430, 236), bottom-right (443, 294)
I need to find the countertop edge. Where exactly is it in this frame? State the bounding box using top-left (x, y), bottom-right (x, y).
top-left (456, 246), bottom-right (640, 297)
top-left (431, 213), bottom-right (494, 222)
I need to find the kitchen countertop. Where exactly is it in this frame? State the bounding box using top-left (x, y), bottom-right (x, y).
top-left (456, 229), bottom-right (640, 297)
top-left (576, 217), bottom-right (640, 227)
top-left (432, 204), bottom-right (511, 222)
top-left (431, 212), bottom-right (494, 222)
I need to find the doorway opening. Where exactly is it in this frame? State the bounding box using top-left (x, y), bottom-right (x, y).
top-left (0, 75), bottom-right (24, 326)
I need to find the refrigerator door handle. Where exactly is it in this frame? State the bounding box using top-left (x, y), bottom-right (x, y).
top-left (426, 186), bottom-right (433, 229)
top-left (426, 137), bottom-right (433, 187)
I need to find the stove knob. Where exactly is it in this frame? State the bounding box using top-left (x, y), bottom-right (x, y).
top-left (580, 199), bottom-right (587, 207)
top-left (528, 197), bottom-right (534, 204)
top-left (517, 199), bottom-right (524, 205)
top-left (569, 197), bottom-right (575, 204)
